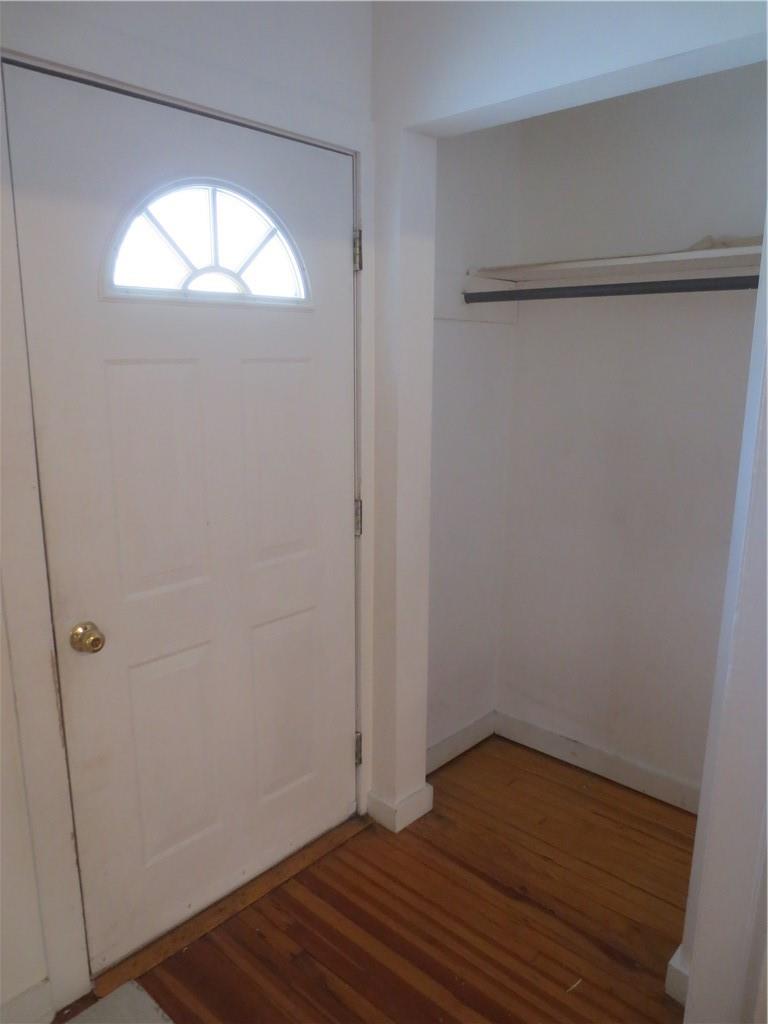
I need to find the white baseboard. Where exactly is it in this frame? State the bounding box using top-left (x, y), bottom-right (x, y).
top-left (378, 707), bottom-right (697, 830)
top-left (367, 783), bottom-right (434, 833)
top-left (665, 944), bottom-right (689, 1006)
top-left (493, 712), bottom-right (699, 812)
top-left (427, 712), bottom-right (496, 773)
top-left (1, 979), bottom-right (54, 1024)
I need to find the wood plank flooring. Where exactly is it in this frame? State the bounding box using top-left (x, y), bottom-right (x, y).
top-left (95, 817), bottom-right (371, 998)
top-left (140, 737), bottom-right (694, 1023)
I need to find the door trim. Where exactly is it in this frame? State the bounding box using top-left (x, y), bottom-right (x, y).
top-left (0, 50), bottom-right (357, 158)
top-left (1, 66), bottom-right (92, 1007)
top-left (1, 51), bottom-right (371, 1006)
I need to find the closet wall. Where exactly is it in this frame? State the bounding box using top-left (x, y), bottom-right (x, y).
top-left (429, 63), bottom-right (766, 805)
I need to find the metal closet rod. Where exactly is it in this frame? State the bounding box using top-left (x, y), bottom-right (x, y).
top-left (463, 275), bottom-right (760, 303)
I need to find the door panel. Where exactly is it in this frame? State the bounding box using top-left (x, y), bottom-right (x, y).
top-left (108, 360), bottom-right (209, 592)
top-left (4, 65), bottom-right (356, 971)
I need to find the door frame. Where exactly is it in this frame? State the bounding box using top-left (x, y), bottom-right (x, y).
top-left (1, 51), bottom-right (375, 1008)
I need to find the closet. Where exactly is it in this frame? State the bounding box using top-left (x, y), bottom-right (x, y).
top-left (427, 62), bottom-right (765, 812)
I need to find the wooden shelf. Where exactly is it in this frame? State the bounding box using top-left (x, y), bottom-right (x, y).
top-left (469, 243), bottom-right (762, 286)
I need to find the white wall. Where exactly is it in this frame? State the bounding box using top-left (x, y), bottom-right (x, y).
top-left (428, 119), bottom-right (527, 748)
top-left (0, 2), bottom-right (372, 149)
top-left (369, 125), bottom-right (438, 829)
top-left (676, 249), bottom-right (766, 1020)
top-left (429, 64), bottom-right (765, 800)
top-left (512, 65), bottom-right (766, 262)
top-left (427, 320), bottom-right (512, 747)
top-left (374, 1), bottom-right (765, 134)
top-left (1, 604), bottom-right (50, 1020)
top-left (1, 75), bottom-right (92, 1018)
top-left (496, 292), bottom-right (755, 800)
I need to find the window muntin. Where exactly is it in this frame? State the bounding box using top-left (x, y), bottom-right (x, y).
top-left (112, 183), bottom-right (306, 302)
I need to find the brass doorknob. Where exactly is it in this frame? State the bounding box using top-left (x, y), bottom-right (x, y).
top-left (70, 622), bottom-right (106, 654)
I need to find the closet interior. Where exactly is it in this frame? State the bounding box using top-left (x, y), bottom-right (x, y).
top-left (427, 62), bottom-right (765, 812)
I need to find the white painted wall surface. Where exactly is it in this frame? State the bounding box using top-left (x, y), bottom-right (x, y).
top-left (373, 1), bottom-right (765, 133)
top-left (429, 65), bottom-right (765, 797)
top-left (2, 83), bottom-right (91, 1019)
top-left (0, 2), bottom-right (372, 148)
top-left (496, 292), bottom-right (754, 795)
top-left (427, 119), bottom-right (525, 750)
top-left (511, 64), bottom-right (766, 263)
top-left (427, 320), bottom-right (512, 747)
top-left (674, 249), bottom-right (766, 1021)
top-left (0, 605), bottom-right (50, 1018)
top-left (370, 125), bottom-right (437, 829)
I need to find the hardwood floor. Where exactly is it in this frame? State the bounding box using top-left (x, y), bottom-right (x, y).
top-left (140, 736), bottom-right (694, 1023)
top-left (94, 818), bottom-right (371, 998)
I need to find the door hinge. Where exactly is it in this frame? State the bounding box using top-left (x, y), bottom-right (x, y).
top-left (353, 229), bottom-right (363, 272)
top-left (355, 731), bottom-right (363, 766)
top-left (354, 497), bottom-right (363, 537)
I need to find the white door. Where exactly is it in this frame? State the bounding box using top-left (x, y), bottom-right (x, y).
top-left (4, 65), bottom-right (357, 972)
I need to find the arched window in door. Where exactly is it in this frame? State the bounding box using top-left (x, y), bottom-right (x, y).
top-left (111, 183), bottom-right (307, 302)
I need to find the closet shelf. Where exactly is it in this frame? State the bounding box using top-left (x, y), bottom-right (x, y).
top-left (463, 241), bottom-right (762, 303)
